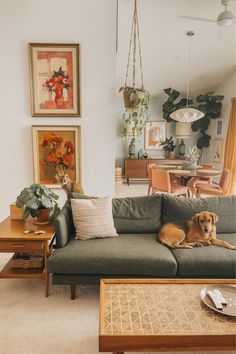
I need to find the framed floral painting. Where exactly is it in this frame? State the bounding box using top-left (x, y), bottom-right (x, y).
top-left (29, 43), bottom-right (80, 117)
top-left (144, 121), bottom-right (166, 150)
top-left (32, 126), bottom-right (81, 187)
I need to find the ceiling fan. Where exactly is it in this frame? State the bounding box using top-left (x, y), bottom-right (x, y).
top-left (180, 0), bottom-right (236, 27)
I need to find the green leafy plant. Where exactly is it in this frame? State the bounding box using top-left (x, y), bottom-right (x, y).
top-left (162, 88), bottom-right (224, 149)
top-left (16, 184), bottom-right (60, 221)
top-left (186, 146), bottom-right (200, 164)
top-left (162, 88), bottom-right (193, 122)
top-left (160, 136), bottom-right (176, 152)
top-left (191, 92), bottom-right (224, 149)
top-left (120, 86), bottom-right (150, 139)
top-left (119, 86), bottom-right (150, 111)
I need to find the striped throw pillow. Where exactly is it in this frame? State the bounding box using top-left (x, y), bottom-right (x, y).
top-left (71, 197), bottom-right (118, 240)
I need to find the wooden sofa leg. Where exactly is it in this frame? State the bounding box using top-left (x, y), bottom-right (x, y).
top-left (71, 284), bottom-right (76, 300)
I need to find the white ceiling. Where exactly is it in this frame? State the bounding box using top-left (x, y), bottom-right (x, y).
top-left (117, 0), bottom-right (236, 97)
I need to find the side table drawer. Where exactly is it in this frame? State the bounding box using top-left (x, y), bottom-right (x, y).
top-left (0, 241), bottom-right (44, 252)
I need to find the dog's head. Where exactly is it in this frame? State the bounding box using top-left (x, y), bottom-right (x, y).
top-left (192, 211), bottom-right (218, 233)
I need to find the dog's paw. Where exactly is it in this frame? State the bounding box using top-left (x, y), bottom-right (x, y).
top-left (230, 245), bottom-right (236, 250)
top-left (195, 243), bottom-right (203, 247)
top-left (203, 241), bottom-right (211, 246)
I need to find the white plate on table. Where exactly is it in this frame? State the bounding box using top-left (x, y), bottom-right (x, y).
top-left (200, 284), bottom-right (236, 317)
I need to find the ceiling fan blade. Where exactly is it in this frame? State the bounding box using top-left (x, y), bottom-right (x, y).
top-left (179, 16), bottom-right (216, 23)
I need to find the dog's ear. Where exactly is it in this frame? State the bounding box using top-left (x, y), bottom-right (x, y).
top-left (210, 212), bottom-right (218, 224)
top-left (192, 213), bottom-right (200, 224)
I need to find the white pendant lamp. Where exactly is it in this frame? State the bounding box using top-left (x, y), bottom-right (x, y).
top-left (170, 31), bottom-right (205, 123)
top-left (175, 122), bottom-right (191, 138)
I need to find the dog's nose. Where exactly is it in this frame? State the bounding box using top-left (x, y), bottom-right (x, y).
top-left (204, 228), bottom-right (208, 232)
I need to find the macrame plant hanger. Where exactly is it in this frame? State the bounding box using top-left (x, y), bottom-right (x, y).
top-left (124, 0), bottom-right (144, 90)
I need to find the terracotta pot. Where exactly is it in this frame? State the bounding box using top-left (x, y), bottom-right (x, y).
top-left (37, 208), bottom-right (51, 223)
top-left (123, 90), bottom-right (144, 110)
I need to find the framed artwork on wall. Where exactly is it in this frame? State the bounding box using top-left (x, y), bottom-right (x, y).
top-left (29, 43), bottom-right (80, 117)
top-left (216, 119), bottom-right (223, 136)
top-left (32, 126), bottom-right (81, 188)
top-left (212, 138), bottom-right (224, 163)
top-left (144, 121), bottom-right (166, 150)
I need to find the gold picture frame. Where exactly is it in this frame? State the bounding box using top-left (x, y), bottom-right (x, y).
top-left (32, 126), bottom-right (81, 188)
top-left (29, 43), bottom-right (81, 117)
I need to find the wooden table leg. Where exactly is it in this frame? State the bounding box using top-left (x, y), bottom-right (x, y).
top-left (71, 284), bottom-right (76, 300)
top-left (44, 240), bottom-right (49, 297)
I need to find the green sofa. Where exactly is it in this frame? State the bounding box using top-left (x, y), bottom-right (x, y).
top-left (48, 194), bottom-right (236, 298)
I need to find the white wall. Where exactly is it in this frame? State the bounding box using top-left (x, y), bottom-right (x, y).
top-left (202, 69), bottom-right (236, 169)
top-left (0, 0), bottom-right (116, 221)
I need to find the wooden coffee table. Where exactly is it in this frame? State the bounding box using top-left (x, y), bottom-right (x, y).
top-left (99, 279), bottom-right (236, 353)
top-left (0, 217), bottom-right (55, 297)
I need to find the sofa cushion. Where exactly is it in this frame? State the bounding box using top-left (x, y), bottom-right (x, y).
top-left (112, 195), bottom-right (162, 234)
top-left (48, 234), bottom-right (177, 277)
top-left (172, 233), bottom-right (236, 278)
top-left (71, 197), bottom-right (118, 240)
top-left (162, 195), bottom-right (236, 233)
top-left (71, 194), bottom-right (162, 234)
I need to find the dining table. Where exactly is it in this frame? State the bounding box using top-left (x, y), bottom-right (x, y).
top-left (157, 166), bottom-right (222, 186)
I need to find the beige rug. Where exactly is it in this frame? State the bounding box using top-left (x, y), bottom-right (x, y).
top-left (0, 254), bottom-right (233, 354)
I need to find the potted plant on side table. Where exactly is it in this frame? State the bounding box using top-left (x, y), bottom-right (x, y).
top-left (16, 184), bottom-right (60, 224)
top-left (160, 136), bottom-right (176, 158)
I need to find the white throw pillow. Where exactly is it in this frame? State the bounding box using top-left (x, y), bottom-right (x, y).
top-left (71, 197), bottom-right (118, 240)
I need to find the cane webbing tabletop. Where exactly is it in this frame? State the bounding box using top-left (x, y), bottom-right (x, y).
top-left (101, 282), bottom-right (236, 336)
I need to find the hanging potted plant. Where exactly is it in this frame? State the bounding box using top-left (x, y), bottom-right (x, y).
top-left (119, 86), bottom-right (150, 110)
top-left (119, 0), bottom-right (150, 158)
top-left (160, 136), bottom-right (176, 159)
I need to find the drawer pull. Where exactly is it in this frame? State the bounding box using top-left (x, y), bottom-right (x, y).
top-left (11, 245), bottom-right (25, 248)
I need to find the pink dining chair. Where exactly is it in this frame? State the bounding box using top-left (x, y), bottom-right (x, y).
top-left (187, 164), bottom-right (215, 196)
top-left (147, 163), bottom-right (157, 195)
top-left (151, 168), bottom-right (189, 197)
top-left (196, 169), bottom-right (230, 197)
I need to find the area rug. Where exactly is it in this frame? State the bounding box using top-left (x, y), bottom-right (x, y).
top-left (0, 254), bottom-right (233, 354)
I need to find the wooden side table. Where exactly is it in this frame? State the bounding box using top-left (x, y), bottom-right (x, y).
top-left (0, 217), bottom-right (55, 297)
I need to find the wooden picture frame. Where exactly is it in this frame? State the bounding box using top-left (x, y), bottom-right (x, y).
top-left (213, 138), bottom-right (224, 163)
top-left (29, 43), bottom-right (81, 117)
top-left (144, 121), bottom-right (166, 150)
top-left (32, 126), bottom-right (81, 188)
top-left (216, 119), bottom-right (223, 136)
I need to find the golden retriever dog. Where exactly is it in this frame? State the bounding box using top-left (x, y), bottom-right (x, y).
top-left (158, 211), bottom-right (236, 250)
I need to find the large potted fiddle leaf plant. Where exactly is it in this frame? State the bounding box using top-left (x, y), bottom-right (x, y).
top-left (162, 88), bottom-right (224, 149)
top-left (191, 92), bottom-right (224, 149)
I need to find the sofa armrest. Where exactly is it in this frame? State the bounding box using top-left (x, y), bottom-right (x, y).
top-left (54, 203), bottom-right (75, 248)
